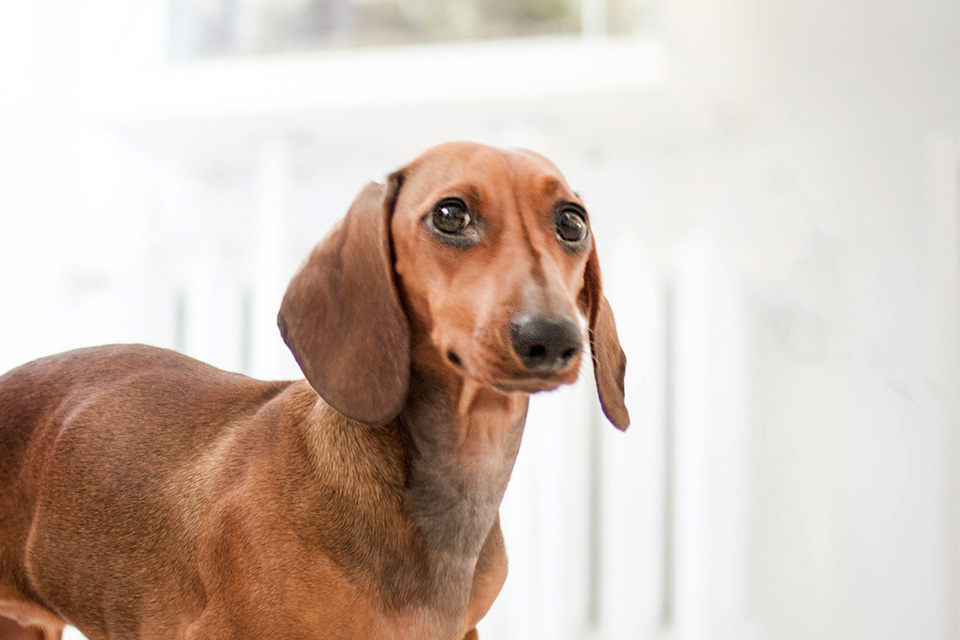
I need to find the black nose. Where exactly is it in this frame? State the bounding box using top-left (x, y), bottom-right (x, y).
top-left (510, 315), bottom-right (583, 374)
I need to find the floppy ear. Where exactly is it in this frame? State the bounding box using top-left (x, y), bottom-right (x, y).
top-left (278, 176), bottom-right (410, 426)
top-left (580, 241), bottom-right (630, 430)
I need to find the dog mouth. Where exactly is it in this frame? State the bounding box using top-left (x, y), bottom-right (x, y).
top-left (446, 349), bottom-right (465, 368)
top-left (445, 345), bottom-right (581, 395)
top-left (490, 377), bottom-right (568, 394)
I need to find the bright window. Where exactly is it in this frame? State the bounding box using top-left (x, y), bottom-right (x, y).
top-left (167, 0), bottom-right (644, 58)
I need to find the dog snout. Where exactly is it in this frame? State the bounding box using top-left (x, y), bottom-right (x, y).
top-left (510, 314), bottom-right (582, 374)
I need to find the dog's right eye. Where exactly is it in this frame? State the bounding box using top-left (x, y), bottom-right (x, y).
top-left (425, 197), bottom-right (482, 248)
top-left (433, 198), bottom-right (471, 234)
top-left (432, 198), bottom-right (472, 235)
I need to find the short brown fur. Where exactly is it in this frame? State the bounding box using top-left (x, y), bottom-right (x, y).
top-left (0, 142), bottom-right (627, 640)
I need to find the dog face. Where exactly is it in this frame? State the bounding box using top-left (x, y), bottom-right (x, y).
top-left (390, 143), bottom-right (592, 395)
top-left (278, 142), bottom-right (628, 429)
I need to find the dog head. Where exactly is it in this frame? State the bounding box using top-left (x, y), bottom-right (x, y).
top-left (278, 142), bottom-right (628, 430)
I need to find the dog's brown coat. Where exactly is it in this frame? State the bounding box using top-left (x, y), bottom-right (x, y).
top-left (0, 142), bottom-right (627, 640)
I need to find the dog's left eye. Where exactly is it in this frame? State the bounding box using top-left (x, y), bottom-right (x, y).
top-left (432, 198), bottom-right (472, 234)
top-left (556, 206), bottom-right (588, 245)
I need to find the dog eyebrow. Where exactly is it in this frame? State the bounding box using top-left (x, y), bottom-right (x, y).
top-left (466, 184), bottom-right (482, 210)
top-left (437, 184), bottom-right (483, 212)
top-left (541, 177), bottom-right (563, 198)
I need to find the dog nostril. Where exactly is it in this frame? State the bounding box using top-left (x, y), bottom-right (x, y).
top-left (527, 344), bottom-right (547, 360)
top-left (511, 314), bottom-right (582, 374)
top-left (447, 349), bottom-right (463, 367)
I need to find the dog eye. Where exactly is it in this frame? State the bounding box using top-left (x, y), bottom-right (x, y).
top-left (556, 206), bottom-right (588, 245)
top-left (432, 198), bottom-right (472, 234)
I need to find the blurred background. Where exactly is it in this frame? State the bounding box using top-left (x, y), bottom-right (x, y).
top-left (0, 0), bottom-right (957, 639)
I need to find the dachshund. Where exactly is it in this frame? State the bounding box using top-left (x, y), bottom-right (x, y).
top-left (0, 141), bottom-right (628, 640)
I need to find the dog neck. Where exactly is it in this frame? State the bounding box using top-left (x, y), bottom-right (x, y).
top-left (397, 367), bottom-right (528, 616)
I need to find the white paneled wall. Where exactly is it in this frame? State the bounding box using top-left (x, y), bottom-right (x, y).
top-left (670, 236), bottom-right (751, 640)
top-left (595, 242), bottom-right (668, 639)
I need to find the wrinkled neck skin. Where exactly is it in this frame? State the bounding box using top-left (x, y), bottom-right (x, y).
top-left (398, 362), bottom-right (528, 619)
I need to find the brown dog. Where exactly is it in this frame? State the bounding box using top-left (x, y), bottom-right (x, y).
top-left (0, 142), bottom-right (628, 640)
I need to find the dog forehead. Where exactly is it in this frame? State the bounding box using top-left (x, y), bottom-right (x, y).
top-left (397, 143), bottom-right (573, 210)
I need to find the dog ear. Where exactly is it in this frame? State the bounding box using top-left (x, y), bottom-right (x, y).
top-left (579, 241), bottom-right (630, 430)
top-left (278, 175), bottom-right (409, 426)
